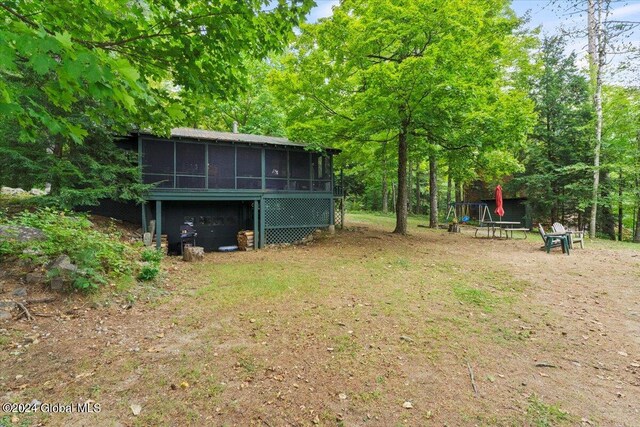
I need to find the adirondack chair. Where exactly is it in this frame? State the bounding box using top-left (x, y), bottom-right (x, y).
top-left (538, 224), bottom-right (570, 255)
top-left (552, 222), bottom-right (585, 249)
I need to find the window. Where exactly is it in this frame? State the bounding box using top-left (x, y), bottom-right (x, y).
top-left (208, 145), bottom-right (235, 189)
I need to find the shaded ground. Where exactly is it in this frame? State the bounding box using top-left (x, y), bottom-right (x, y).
top-left (1, 212), bottom-right (640, 426)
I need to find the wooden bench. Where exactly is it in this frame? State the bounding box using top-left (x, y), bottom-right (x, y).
top-left (503, 227), bottom-right (529, 239)
top-left (474, 226), bottom-right (490, 238)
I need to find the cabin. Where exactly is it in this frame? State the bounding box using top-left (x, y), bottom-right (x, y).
top-left (119, 128), bottom-right (341, 252)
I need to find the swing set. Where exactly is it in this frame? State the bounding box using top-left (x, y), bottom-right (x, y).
top-left (445, 202), bottom-right (492, 223)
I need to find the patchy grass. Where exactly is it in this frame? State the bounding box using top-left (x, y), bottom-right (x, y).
top-left (526, 394), bottom-right (572, 426)
top-left (452, 282), bottom-right (498, 312)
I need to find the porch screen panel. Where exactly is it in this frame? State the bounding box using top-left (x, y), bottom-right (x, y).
top-left (266, 179), bottom-right (287, 190)
top-left (237, 178), bottom-right (261, 189)
top-left (312, 153), bottom-right (331, 192)
top-left (142, 174), bottom-right (173, 188)
top-left (142, 140), bottom-right (174, 188)
top-left (208, 145), bottom-right (235, 189)
top-left (266, 150), bottom-right (288, 178)
top-left (289, 151), bottom-right (310, 191)
top-left (237, 146), bottom-right (262, 189)
top-left (176, 142), bottom-right (205, 188)
top-left (177, 176), bottom-right (206, 188)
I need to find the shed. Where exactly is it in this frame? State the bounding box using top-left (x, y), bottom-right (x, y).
top-left (481, 197), bottom-right (531, 228)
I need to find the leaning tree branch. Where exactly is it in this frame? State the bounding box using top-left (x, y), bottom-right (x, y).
top-left (309, 93), bottom-right (355, 122)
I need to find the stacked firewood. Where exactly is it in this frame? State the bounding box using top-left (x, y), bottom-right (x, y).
top-left (237, 230), bottom-right (254, 251)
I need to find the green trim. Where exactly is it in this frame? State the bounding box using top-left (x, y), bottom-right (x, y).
top-left (172, 141), bottom-right (176, 187)
top-left (265, 224), bottom-right (329, 230)
top-left (261, 192), bottom-right (332, 199)
top-left (205, 143), bottom-right (209, 189)
top-left (261, 148), bottom-right (266, 190)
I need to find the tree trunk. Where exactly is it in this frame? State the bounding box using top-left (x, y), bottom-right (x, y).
top-left (588, 0), bottom-right (606, 239)
top-left (618, 171), bottom-right (623, 241)
top-left (429, 155), bottom-right (438, 228)
top-left (455, 182), bottom-right (462, 218)
top-left (635, 203), bottom-right (640, 243)
top-left (408, 159), bottom-right (413, 214)
top-left (393, 123), bottom-right (409, 234)
top-left (382, 142), bottom-right (388, 214)
top-left (446, 173), bottom-right (452, 213)
top-left (600, 170), bottom-right (616, 240)
top-left (391, 183), bottom-right (396, 212)
top-left (415, 169), bottom-right (421, 215)
top-left (550, 186), bottom-right (558, 225)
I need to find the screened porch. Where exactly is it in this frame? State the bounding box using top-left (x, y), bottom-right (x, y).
top-left (140, 138), bottom-right (333, 193)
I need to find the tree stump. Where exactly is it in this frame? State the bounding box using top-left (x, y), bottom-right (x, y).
top-left (448, 223), bottom-right (460, 233)
top-left (183, 246), bottom-right (205, 262)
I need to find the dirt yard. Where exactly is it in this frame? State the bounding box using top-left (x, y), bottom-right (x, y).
top-left (2, 213), bottom-right (640, 426)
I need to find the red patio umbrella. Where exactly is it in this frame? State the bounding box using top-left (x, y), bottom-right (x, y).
top-left (495, 185), bottom-right (505, 219)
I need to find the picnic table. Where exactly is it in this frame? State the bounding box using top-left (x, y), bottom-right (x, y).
top-left (474, 221), bottom-right (529, 239)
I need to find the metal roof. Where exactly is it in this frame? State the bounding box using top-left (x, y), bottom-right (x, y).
top-left (136, 128), bottom-right (340, 152)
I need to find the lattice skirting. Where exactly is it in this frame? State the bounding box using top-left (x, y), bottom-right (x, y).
top-left (263, 198), bottom-right (331, 227)
top-left (334, 198), bottom-right (344, 228)
top-left (265, 227), bottom-right (317, 245)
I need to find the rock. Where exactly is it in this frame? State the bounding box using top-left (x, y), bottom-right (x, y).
top-left (399, 335), bottom-right (414, 343)
top-left (0, 310), bottom-right (12, 320)
top-left (29, 188), bottom-right (46, 196)
top-left (183, 246), bottom-right (204, 262)
top-left (25, 273), bottom-right (44, 285)
top-left (130, 404), bottom-right (142, 416)
top-left (1, 186), bottom-right (27, 196)
top-left (46, 255), bottom-right (77, 273)
top-left (0, 225), bottom-right (46, 242)
top-left (403, 401), bottom-right (413, 409)
top-left (338, 393), bottom-right (347, 400)
top-left (12, 287), bottom-right (27, 298)
top-left (50, 277), bottom-right (65, 292)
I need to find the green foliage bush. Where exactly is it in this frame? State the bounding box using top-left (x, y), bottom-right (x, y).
top-left (141, 248), bottom-right (164, 264)
top-left (137, 265), bottom-right (160, 282)
top-left (137, 248), bottom-right (163, 282)
top-left (0, 207), bottom-right (135, 292)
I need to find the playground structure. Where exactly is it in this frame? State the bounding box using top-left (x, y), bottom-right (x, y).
top-left (445, 202), bottom-right (492, 223)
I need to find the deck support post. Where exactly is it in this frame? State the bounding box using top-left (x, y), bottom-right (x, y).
top-left (141, 202), bottom-right (148, 233)
top-left (254, 200), bottom-right (259, 250)
top-left (259, 197), bottom-right (266, 248)
top-left (155, 200), bottom-right (162, 250)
